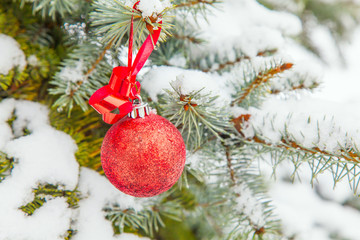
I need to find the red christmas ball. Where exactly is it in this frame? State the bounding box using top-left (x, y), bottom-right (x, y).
top-left (101, 113), bottom-right (186, 197)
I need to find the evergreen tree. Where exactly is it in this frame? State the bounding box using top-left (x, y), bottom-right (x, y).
top-left (1, 0), bottom-right (360, 239)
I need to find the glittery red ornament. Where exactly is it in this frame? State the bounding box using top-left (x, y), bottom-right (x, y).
top-left (101, 113), bottom-right (186, 197)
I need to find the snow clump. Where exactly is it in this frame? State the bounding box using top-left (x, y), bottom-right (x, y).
top-left (0, 34), bottom-right (26, 75)
top-left (0, 99), bottom-right (146, 240)
top-left (137, 0), bottom-right (172, 18)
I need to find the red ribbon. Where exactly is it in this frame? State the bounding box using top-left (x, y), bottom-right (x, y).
top-left (89, 4), bottom-right (162, 124)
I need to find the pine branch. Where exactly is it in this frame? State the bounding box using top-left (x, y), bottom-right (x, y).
top-left (231, 62), bottom-right (293, 107)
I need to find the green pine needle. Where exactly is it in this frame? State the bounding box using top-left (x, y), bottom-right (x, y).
top-left (91, 0), bottom-right (173, 50)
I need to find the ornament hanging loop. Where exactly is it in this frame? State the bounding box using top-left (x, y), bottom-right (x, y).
top-left (128, 95), bottom-right (150, 119)
top-left (89, 1), bottom-right (162, 124)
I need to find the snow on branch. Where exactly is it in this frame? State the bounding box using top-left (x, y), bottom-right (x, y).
top-left (0, 99), bottom-right (79, 239)
top-left (231, 60), bottom-right (293, 108)
top-left (0, 99), bottom-right (146, 240)
top-left (199, 145), bottom-right (280, 239)
top-left (49, 42), bottom-right (113, 114)
top-left (0, 34), bottom-right (26, 86)
top-left (233, 103), bottom-right (360, 192)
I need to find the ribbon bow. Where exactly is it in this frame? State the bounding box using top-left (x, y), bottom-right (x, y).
top-left (89, 4), bottom-right (162, 124)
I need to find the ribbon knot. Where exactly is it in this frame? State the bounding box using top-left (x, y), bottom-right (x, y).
top-left (89, 3), bottom-right (162, 124)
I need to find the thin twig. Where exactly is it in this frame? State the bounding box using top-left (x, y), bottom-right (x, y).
top-left (69, 40), bottom-right (114, 97)
top-left (84, 40), bottom-right (114, 78)
top-left (225, 146), bottom-right (236, 184)
top-left (270, 82), bottom-right (320, 94)
top-left (201, 49), bottom-right (278, 73)
top-left (231, 63), bottom-right (293, 106)
top-left (202, 56), bottom-right (250, 73)
top-left (250, 135), bottom-right (360, 164)
top-left (174, 0), bottom-right (218, 9)
top-left (173, 33), bottom-right (202, 44)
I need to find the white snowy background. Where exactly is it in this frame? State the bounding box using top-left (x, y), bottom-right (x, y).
top-left (1, 0), bottom-right (360, 239)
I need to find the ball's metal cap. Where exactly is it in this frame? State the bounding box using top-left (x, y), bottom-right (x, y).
top-left (128, 95), bottom-right (150, 119)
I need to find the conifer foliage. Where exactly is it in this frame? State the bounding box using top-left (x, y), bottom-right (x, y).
top-left (1, 0), bottom-right (360, 239)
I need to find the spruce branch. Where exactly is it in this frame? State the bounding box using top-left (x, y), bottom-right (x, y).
top-left (227, 177), bottom-right (281, 239)
top-left (53, 39), bottom-right (112, 108)
top-left (190, 47), bottom-right (249, 72)
top-left (83, 40), bottom-right (114, 79)
top-left (105, 199), bottom-right (183, 238)
top-left (149, 36), bottom-right (186, 66)
top-left (231, 62), bottom-right (293, 107)
top-left (234, 113), bottom-right (360, 192)
top-left (201, 145), bottom-right (281, 239)
top-left (20, 0), bottom-right (78, 20)
top-left (91, 0), bottom-right (173, 50)
top-left (150, 19), bottom-right (204, 66)
top-left (19, 184), bottom-right (80, 216)
top-left (50, 41), bottom-right (113, 114)
top-left (270, 82), bottom-right (320, 95)
top-left (235, 112), bottom-right (360, 164)
top-left (246, 136), bottom-right (360, 193)
top-left (223, 145), bottom-right (275, 237)
top-left (0, 67), bottom-right (29, 92)
top-left (269, 72), bottom-right (320, 95)
top-left (0, 6), bottom-right (21, 37)
top-left (191, 47), bottom-right (278, 73)
top-left (0, 152), bottom-right (14, 182)
top-left (202, 55), bottom-right (250, 73)
top-left (64, 229), bottom-right (76, 240)
top-left (202, 49), bottom-right (278, 73)
top-left (250, 134), bottom-right (360, 164)
top-left (161, 82), bottom-right (231, 151)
